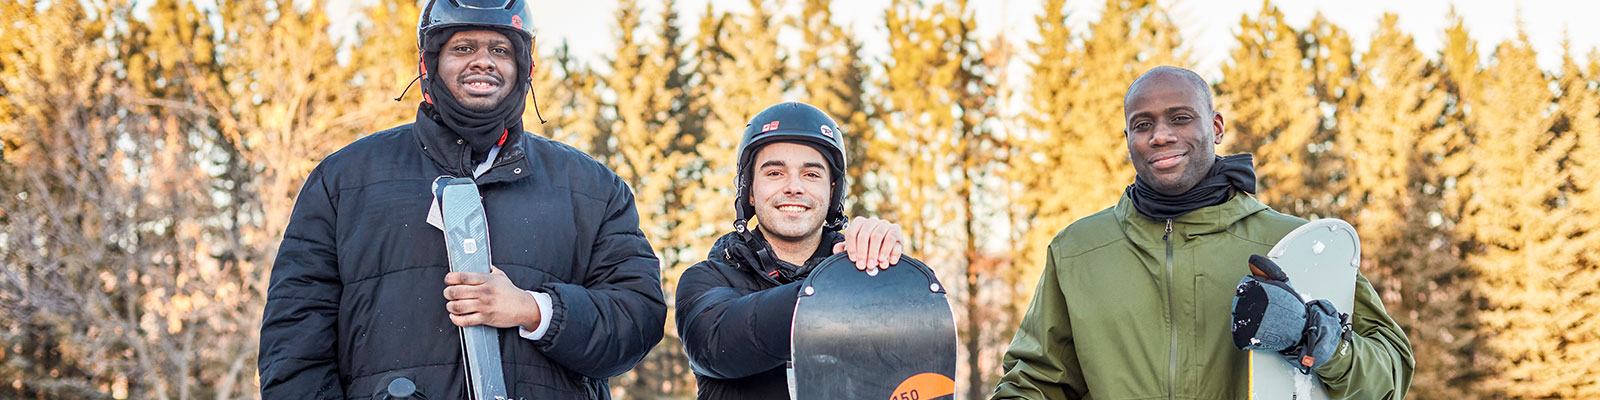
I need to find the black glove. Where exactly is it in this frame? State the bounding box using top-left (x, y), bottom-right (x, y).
top-left (1231, 254), bottom-right (1351, 374)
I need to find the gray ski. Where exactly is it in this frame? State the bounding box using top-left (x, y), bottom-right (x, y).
top-left (437, 177), bottom-right (509, 400)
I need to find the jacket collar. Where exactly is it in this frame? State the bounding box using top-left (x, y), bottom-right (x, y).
top-left (414, 109), bottom-right (532, 184)
top-left (1114, 190), bottom-right (1269, 248)
top-left (710, 229), bottom-right (846, 284)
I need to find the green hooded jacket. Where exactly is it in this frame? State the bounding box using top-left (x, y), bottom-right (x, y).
top-left (994, 193), bottom-right (1413, 399)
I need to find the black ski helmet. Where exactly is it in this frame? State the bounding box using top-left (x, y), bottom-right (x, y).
top-left (416, 0), bottom-right (536, 104)
top-left (735, 102), bottom-right (849, 233)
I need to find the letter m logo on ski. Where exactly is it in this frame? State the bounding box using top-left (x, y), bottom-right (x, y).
top-left (761, 120), bottom-right (780, 133)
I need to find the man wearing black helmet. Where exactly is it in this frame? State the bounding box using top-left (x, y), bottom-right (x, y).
top-left (675, 102), bottom-right (907, 399)
top-left (257, 1), bottom-right (665, 399)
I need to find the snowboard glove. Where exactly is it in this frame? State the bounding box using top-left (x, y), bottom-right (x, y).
top-left (1230, 254), bottom-right (1351, 374)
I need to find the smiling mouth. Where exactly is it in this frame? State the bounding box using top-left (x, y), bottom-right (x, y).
top-left (776, 205), bottom-right (809, 213)
top-left (460, 76), bottom-right (502, 94)
top-left (1150, 153), bottom-right (1186, 169)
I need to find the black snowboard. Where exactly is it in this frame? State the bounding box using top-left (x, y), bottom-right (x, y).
top-left (789, 253), bottom-right (957, 400)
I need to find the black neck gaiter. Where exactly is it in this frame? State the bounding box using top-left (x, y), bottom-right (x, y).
top-left (1126, 153), bottom-right (1257, 220)
top-left (421, 27), bottom-right (530, 163)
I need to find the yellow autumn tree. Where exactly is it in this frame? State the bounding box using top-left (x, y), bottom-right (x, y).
top-left (599, 0), bottom-right (700, 395)
top-left (1335, 13), bottom-right (1487, 398)
top-left (1545, 42), bottom-right (1600, 397)
top-left (0, 1), bottom-right (133, 397)
top-left (1460, 31), bottom-right (1579, 397)
top-left (1215, 1), bottom-right (1322, 214)
top-left (1303, 13), bottom-right (1358, 218)
top-left (1014, 0), bottom-right (1185, 316)
top-left (791, 0), bottom-right (881, 218)
top-left (345, 0), bottom-right (424, 134)
top-left (882, 0), bottom-right (1014, 395)
top-left (3, 0), bottom-right (268, 396)
top-left (688, 0), bottom-right (786, 251)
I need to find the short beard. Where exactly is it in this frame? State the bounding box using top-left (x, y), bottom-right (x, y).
top-left (1147, 157), bottom-right (1215, 195)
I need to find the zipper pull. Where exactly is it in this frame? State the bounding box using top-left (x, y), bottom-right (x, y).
top-left (1163, 219), bottom-right (1173, 241)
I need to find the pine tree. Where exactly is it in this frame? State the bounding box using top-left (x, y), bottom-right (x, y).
top-left (348, 0), bottom-right (426, 133)
top-left (882, 0), bottom-right (1009, 395)
top-left (791, 0), bottom-right (880, 218)
top-left (539, 41), bottom-right (610, 155)
top-left (1013, 0), bottom-right (1184, 318)
top-left (1215, 1), bottom-right (1322, 215)
top-left (689, 0), bottom-right (786, 249)
top-left (1337, 14), bottom-right (1484, 398)
top-left (1435, 7), bottom-right (1480, 227)
top-left (1302, 13), bottom-right (1358, 218)
top-left (1418, 11), bottom-right (1497, 397)
top-left (599, 0), bottom-right (699, 396)
top-left (598, 0), bottom-right (691, 266)
top-left (1461, 31), bottom-right (1577, 398)
top-left (1014, 0), bottom-right (1075, 284)
top-left (1546, 43), bottom-right (1600, 397)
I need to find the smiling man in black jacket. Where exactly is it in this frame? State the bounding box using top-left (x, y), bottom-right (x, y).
top-left (675, 102), bottom-right (906, 399)
top-left (256, 1), bottom-right (665, 398)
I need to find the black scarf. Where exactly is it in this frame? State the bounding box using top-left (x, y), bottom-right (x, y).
top-left (421, 27), bottom-right (530, 163)
top-left (1126, 153), bottom-right (1257, 220)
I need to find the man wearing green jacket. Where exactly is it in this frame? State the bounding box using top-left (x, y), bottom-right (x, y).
top-left (993, 66), bottom-right (1413, 399)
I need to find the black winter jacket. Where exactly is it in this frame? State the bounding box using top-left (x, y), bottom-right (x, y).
top-left (259, 112), bottom-right (666, 399)
top-left (675, 230), bottom-right (845, 399)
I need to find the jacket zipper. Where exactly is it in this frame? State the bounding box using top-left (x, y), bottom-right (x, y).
top-left (1164, 218), bottom-right (1176, 400)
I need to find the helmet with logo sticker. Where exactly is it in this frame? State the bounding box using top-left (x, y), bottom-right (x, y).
top-left (734, 102), bottom-right (849, 232)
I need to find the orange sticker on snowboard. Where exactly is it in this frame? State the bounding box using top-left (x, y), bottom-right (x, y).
top-left (888, 372), bottom-right (954, 400)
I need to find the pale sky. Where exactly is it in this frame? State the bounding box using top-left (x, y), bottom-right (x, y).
top-left (509, 0), bottom-right (1600, 79)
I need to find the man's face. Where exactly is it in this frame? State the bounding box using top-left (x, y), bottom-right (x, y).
top-left (1124, 73), bottom-right (1225, 195)
top-left (749, 142), bottom-right (833, 243)
top-left (437, 30), bottom-right (515, 111)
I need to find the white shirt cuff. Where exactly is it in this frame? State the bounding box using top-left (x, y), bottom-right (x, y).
top-left (518, 290), bottom-right (554, 341)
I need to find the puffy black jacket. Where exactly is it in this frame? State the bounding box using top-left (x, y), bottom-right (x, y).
top-left (259, 112), bottom-right (666, 399)
top-left (675, 230), bottom-right (844, 399)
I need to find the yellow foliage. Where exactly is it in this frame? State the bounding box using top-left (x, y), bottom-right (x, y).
top-left (1015, 0), bottom-right (1183, 306)
top-left (1217, 1), bottom-right (1323, 215)
top-left (6, 0), bottom-right (1600, 398)
top-left (1461, 32), bottom-right (1585, 398)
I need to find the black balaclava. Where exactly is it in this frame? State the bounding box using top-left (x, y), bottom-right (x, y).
top-left (1126, 153), bottom-right (1257, 220)
top-left (420, 26), bottom-right (531, 163)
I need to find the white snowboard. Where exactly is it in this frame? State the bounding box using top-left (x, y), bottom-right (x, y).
top-left (1248, 218), bottom-right (1359, 400)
